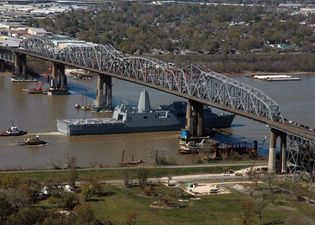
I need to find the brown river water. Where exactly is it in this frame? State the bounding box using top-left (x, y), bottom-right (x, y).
top-left (0, 72), bottom-right (314, 170)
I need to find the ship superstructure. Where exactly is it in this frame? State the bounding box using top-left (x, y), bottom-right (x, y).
top-left (57, 90), bottom-right (181, 135)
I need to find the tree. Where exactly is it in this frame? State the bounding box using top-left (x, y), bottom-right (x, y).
top-left (5, 208), bottom-right (49, 225)
top-left (239, 198), bottom-right (256, 225)
top-left (252, 192), bottom-right (269, 225)
top-left (66, 156), bottom-right (79, 189)
top-left (262, 172), bottom-right (276, 193)
top-left (80, 184), bottom-right (94, 202)
top-left (0, 189), bottom-right (30, 223)
top-left (60, 192), bottom-right (79, 210)
top-left (136, 169), bottom-right (149, 189)
top-left (75, 204), bottom-right (96, 225)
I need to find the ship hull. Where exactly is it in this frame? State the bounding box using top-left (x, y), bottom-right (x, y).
top-left (57, 120), bottom-right (182, 136)
top-left (177, 114), bottom-right (235, 129)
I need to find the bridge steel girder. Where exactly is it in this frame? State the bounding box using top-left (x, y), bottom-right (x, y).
top-left (286, 135), bottom-right (315, 182)
top-left (0, 49), bottom-right (14, 63)
top-left (17, 36), bottom-right (282, 123)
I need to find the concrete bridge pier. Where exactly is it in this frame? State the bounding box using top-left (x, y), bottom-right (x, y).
top-left (185, 100), bottom-right (192, 133)
top-left (95, 75), bottom-right (112, 109)
top-left (186, 100), bottom-right (204, 137)
top-left (96, 75), bottom-right (104, 108)
top-left (0, 60), bottom-right (5, 72)
top-left (13, 53), bottom-right (26, 76)
top-left (195, 102), bottom-right (204, 137)
top-left (268, 128), bottom-right (287, 173)
top-left (104, 75), bottom-right (112, 109)
top-left (48, 62), bottom-right (69, 95)
top-left (280, 133), bottom-right (287, 174)
top-left (268, 129), bottom-right (277, 173)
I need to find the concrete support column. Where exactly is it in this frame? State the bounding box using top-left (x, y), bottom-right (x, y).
top-left (20, 54), bottom-right (26, 76)
top-left (0, 60), bottom-right (5, 72)
top-left (185, 100), bottom-right (192, 133)
top-left (13, 54), bottom-right (20, 75)
top-left (96, 75), bottom-right (104, 108)
top-left (104, 75), bottom-right (112, 109)
top-left (107, 78), bottom-right (112, 108)
top-left (268, 129), bottom-right (277, 173)
top-left (14, 53), bottom-right (26, 76)
top-left (51, 63), bottom-right (66, 88)
top-left (58, 64), bottom-right (65, 88)
top-left (195, 102), bottom-right (204, 137)
top-left (51, 63), bottom-right (57, 88)
top-left (280, 134), bottom-right (287, 174)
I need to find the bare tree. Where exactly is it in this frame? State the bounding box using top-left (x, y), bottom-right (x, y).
top-left (252, 192), bottom-right (269, 225)
top-left (262, 172), bottom-right (276, 193)
top-left (247, 166), bottom-right (260, 189)
top-left (136, 169), bottom-right (149, 189)
top-left (239, 197), bottom-right (256, 225)
top-left (65, 155), bottom-right (78, 189)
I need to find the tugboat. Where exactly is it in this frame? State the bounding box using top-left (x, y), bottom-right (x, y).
top-left (18, 136), bottom-right (47, 146)
top-left (0, 123), bottom-right (28, 136)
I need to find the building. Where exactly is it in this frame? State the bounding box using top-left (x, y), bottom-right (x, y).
top-left (27, 27), bottom-right (47, 35)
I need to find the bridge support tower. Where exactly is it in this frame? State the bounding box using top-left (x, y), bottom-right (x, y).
top-left (95, 74), bottom-right (112, 110)
top-left (13, 53), bottom-right (27, 76)
top-left (185, 100), bottom-right (204, 137)
top-left (0, 60), bottom-right (6, 72)
top-left (268, 128), bottom-right (287, 173)
top-left (47, 62), bottom-right (69, 95)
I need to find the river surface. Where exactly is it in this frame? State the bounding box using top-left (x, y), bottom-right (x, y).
top-left (0, 72), bottom-right (314, 170)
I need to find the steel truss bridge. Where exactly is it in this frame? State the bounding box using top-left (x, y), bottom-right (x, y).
top-left (0, 36), bottom-right (314, 181)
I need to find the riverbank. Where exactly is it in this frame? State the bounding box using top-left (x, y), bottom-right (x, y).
top-left (0, 161), bottom-right (266, 182)
top-left (155, 53), bottom-right (315, 74)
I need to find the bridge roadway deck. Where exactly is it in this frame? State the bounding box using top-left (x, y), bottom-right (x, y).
top-left (269, 121), bottom-right (315, 142)
top-left (3, 47), bottom-right (315, 142)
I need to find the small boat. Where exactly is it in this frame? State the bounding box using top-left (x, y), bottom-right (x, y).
top-left (18, 135), bottom-right (47, 146)
top-left (74, 104), bottom-right (81, 109)
top-left (11, 75), bottom-right (37, 82)
top-left (22, 82), bottom-right (47, 94)
top-left (0, 126), bottom-right (28, 136)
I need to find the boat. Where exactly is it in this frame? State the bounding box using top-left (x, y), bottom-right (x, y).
top-left (22, 82), bottom-right (47, 94)
top-left (252, 74), bottom-right (301, 81)
top-left (74, 104), bottom-right (81, 109)
top-left (74, 92), bottom-right (91, 110)
top-left (18, 135), bottom-right (47, 146)
top-left (0, 125), bottom-right (27, 136)
top-left (11, 75), bottom-right (37, 82)
top-left (57, 90), bottom-right (182, 136)
top-left (160, 101), bottom-right (235, 130)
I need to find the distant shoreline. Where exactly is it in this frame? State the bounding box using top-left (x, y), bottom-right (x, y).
top-left (223, 71), bottom-right (315, 77)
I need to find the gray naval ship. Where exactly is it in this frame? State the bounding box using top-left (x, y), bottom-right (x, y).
top-left (160, 101), bottom-right (235, 130)
top-left (57, 90), bottom-right (182, 135)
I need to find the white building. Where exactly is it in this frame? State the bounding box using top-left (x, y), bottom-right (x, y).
top-left (28, 27), bottom-right (47, 35)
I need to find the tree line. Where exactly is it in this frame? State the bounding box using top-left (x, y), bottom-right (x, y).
top-left (30, 2), bottom-right (314, 55)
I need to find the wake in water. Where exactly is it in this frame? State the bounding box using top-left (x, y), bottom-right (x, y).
top-left (28, 132), bottom-right (62, 136)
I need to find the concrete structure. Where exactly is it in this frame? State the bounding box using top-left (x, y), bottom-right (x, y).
top-left (95, 75), bottom-right (112, 109)
top-left (268, 128), bottom-right (287, 173)
top-left (13, 52), bottom-right (26, 76)
top-left (48, 62), bottom-right (69, 95)
top-left (185, 100), bottom-right (204, 137)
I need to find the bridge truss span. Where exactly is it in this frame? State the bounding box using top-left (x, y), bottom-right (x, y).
top-left (18, 36), bottom-right (282, 122)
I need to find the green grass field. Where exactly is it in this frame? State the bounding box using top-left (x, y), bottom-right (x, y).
top-left (88, 184), bottom-right (315, 225)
